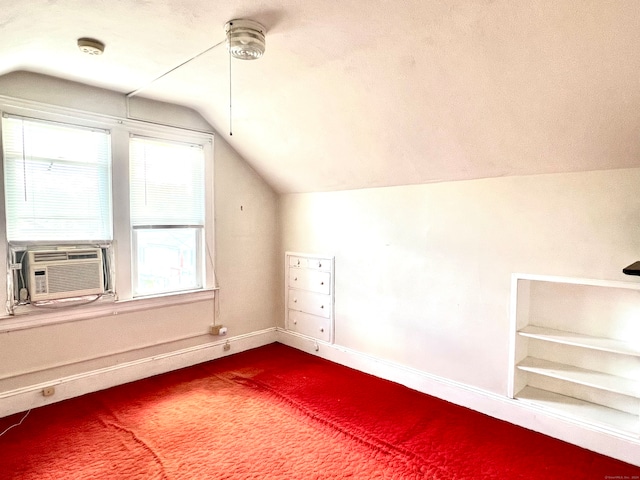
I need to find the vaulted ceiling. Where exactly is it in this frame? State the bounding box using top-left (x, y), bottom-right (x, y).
top-left (1, 1), bottom-right (639, 193)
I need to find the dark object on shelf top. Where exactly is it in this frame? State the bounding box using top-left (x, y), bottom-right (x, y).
top-left (622, 261), bottom-right (640, 276)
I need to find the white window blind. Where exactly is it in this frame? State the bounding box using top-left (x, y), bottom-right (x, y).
top-left (1, 114), bottom-right (112, 242)
top-left (130, 136), bottom-right (205, 227)
top-left (129, 135), bottom-right (205, 296)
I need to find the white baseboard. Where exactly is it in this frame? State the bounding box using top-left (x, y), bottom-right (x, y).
top-left (3, 326), bottom-right (638, 467)
top-left (276, 329), bottom-right (640, 468)
top-left (0, 327), bottom-right (277, 418)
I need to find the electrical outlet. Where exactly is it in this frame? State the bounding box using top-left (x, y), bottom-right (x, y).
top-left (210, 325), bottom-right (227, 335)
top-left (223, 341), bottom-right (231, 351)
top-left (42, 386), bottom-right (55, 397)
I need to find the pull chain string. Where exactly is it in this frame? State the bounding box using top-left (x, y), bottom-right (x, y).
top-left (229, 45), bottom-right (233, 136)
top-left (21, 120), bottom-right (27, 202)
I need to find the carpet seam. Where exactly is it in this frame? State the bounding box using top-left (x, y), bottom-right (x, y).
top-left (104, 420), bottom-right (169, 480)
top-left (226, 373), bottom-right (449, 479)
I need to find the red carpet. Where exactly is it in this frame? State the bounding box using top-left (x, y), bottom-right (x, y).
top-left (1, 343), bottom-right (638, 479)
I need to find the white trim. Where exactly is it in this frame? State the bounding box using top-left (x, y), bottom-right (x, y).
top-left (0, 288), bottom-right (217, 333)
top-left (285, 251), bottom-right (336, 259)
top-left (0, 94), bottom-right (214, 137)
top-left (276, 329), bottom-right (640, 467)
top-left (507, 273), bottom-right (519, 398)
top-left (0, 327), bottom-right (277, 418)
top-left (513, 272), bottom-right (640, 290)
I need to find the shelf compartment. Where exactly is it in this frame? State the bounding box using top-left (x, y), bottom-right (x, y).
top-left (516, 386), bottom-right (640, 438)
top-left (517, 357), bottom-right (640, 398)
top-left (519, 325), bottom-right (640, 357)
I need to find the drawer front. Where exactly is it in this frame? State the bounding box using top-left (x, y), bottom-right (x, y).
top-left (288, 267), bottom-right (331, 294)
top-left (288, 256), bottom-right (308, 268)
top-left (288, 289), bottom-right (331, 318)
top-left (288, 310), bottom-right (331, 342)
top-left (307, 257), bottom-right (331, 271)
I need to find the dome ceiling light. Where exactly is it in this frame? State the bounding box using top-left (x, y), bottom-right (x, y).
top-left (225, 19), bottom-right (266, 60)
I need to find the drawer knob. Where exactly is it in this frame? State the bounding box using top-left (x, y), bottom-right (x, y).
top-left (294, 277), bottom-right (298, 281)
top-left (320, 328), bottom-right (324, 332)
top-left (320, 281), bottom-right (324, 285)
top-left (294, 299), bottom-right (297, 303)
top-left (320, 305), bottom-right (324, 309)
top-left (318, 263), bottom-right (322, 268)
top-left (294, 320), bottom-right (297, 324)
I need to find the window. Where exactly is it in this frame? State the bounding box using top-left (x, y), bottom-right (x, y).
top-left (0, 100), bottom-right (214, 317)
top-left (129, 136), bottom-right (205, 297)
top-left (2, 114), bottom-right (112, 242)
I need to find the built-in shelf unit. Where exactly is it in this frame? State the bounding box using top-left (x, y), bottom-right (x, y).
top-left (509, 274), bottom-right (640, 438)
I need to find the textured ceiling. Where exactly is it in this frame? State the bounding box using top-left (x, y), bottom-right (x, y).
top-left (1, 1), bottom-right (639, 193)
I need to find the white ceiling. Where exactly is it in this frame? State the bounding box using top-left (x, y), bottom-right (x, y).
top-left (1, 1), bottom-right (640, 193)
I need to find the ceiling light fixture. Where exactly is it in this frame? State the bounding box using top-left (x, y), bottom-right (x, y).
top-left (77, 38), bottom-right (105, 56)
top-left (225, 19), bottom-right (266, 136)
top-left (225, 19), bottom-right (266, 60)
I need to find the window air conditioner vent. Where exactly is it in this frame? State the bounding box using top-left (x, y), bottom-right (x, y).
top-left (67, 251), bottom-right (100, 261)
top-left (27, 248), bottom-right (105, 301)
top-left (31, 251), bottom-right (69, 262)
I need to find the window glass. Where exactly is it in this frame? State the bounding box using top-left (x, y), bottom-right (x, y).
top-left (133, 227), bottom-right (202, 296)
top-left (129, 136), bottom-right (205, 296)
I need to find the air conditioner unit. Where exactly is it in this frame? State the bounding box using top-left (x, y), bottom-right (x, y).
top-left (27, 248), bottom-right (105, 302)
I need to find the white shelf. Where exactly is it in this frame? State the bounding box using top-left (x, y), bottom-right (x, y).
top-left (516, 386), bottom-right (639, 438)
top-left (510, 275), bottom-right (640, 441)
top-left (518, 325), bottom-right (640, 357)
top-left (513, 273), bottom-right (640, 290)
top-left (517, 357), bottom-right (640, 398)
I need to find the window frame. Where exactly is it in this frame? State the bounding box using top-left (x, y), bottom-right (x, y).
top-left (128, 134), bottom-right (207, 298)
top-left (0, 97), bottom-right (215, 324)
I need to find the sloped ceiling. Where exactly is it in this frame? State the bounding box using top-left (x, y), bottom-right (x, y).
top-left (1, 1), bottom-right (639, 193)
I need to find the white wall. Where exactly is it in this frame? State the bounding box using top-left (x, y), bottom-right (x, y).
top-left (280, 168), bottom-right (640, 394)
top-left (214, 136), bottom-right (280, 334)
top-left (0, 72), bottom-right (279, 394)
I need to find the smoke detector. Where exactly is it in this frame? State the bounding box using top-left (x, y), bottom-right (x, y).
top-left (77, 38), bottom-right (105, 56)
top-left (225, 19), bottom-right (266, 60)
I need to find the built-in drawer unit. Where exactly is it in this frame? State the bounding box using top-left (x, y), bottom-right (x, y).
top-left (285, 252), bottom-right (335, 343)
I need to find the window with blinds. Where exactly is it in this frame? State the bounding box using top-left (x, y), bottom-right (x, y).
top-left (1, 114), bottom-right (112, 242)
top-left (129, 135), bottom-right (205, 297)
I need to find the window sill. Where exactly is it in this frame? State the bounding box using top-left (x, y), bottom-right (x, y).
top-left (0, 288), bottom-right (217, 333)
